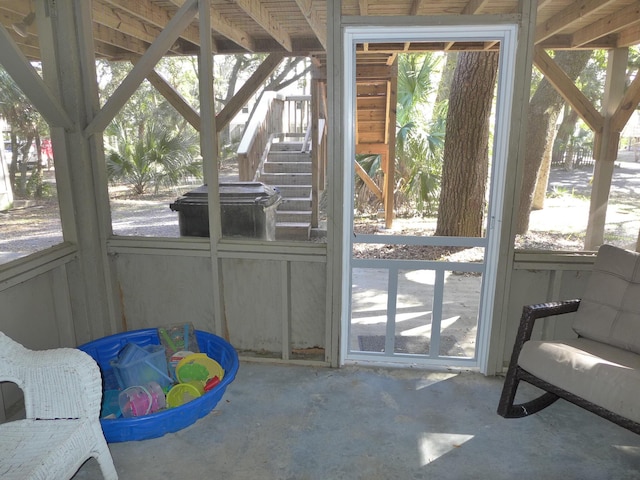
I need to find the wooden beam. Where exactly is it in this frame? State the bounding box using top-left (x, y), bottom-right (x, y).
top-left (616, 23), bottom-right (640, 47)
top-left (234, 0), bottom-right (293, 52)
top-left (293, 0), bottom-right (326, 50)
top-left (92, 22), bottom-right (151, 56)
top-left (216, 52), bottom-right (285, 131)
top-left (85, 0), bottom-right (198, 137)
top-left (536, 0), bottom-right (555, 8)
top-left (462, 0), bottom-right (491, 15)
top-left (164, 0), bottom-right (256, 52)
top-left (359, 0), bottom-right (368, 16)
top-left (93, 1), bottom-right (186, 55)
top-left (533, 46), bottom-right (603, 133)
top-left (0, 24), bottom-right (72, 129)
top-left (146, 52), bottom-right (285, 133)
top-left (535, 0), bottom-right (614, 44)
top-left (356, 143), bottom-right (388, 156)
top-left (100, 0), bottom-right (204, 48)
top-left (356, 64), bottom-right (394, 80)
top-left (145, 68), bottom-right (201, 130)
top-left (409, 0), bottom-right (421, 16)
top-left (354, 160), bottom-right (383, 201)
top-left (571, 2), bottom-right (640, 48)
top-left (585, 48), bottom-right (628, 250)
top-left (611, 70), bottom-right (640, 133)
top-left (385, 61), bottom-right (398, 229)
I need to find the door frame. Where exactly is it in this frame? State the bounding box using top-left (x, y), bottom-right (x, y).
top-left (339, 24), bottom-right (519, 373)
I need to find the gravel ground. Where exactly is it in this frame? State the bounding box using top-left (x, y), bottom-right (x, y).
top-left (2, 157), bottom-right (640, 262)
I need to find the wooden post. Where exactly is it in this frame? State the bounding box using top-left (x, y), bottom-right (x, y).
top-left (384, 61), bottom-right (397, 229)
top-left (311, 76), bottom-right (320, 228)
top-left (37, 0), bottom-right (118, 341)
top-left (585, 48), bottom-right (628, 250)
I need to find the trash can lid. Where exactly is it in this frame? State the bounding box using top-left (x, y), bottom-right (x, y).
top-left (170, 182), bottom-right (281, 210)
top-left (219, 182), bottom-right (280, 202)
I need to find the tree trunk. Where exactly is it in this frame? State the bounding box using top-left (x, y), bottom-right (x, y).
top-left (435, 51), bottom-right (499, 237)
top-left (219, 55), bottom-right (248, 147)
top-left (533, 108), bottom-right (579, 209)
top-left (434, 52), bottom-right (458, 107)
top-left (551, 105), bottom-right (575, 167)
top-left (516, 50), bottom-right (591, 234)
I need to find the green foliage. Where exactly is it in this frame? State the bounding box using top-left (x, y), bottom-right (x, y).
top-left (396, 116), bottom-right (445, 215)
top-left (396, 53), bottom-right (440, 127)
top-left (394, 54), bottom-right (446, 216)
top-left (354, 53), bottom-right (447, 216)
top-left (106, 120), bottom-right (201, 195)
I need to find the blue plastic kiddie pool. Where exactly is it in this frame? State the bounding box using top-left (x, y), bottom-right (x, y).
top-left (78, 328), bottom-right (239, 442)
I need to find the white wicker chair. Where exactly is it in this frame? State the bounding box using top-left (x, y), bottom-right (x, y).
top-left (0, 332), bottom-right (118, 479)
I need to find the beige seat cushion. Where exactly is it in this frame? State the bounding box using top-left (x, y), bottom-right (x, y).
top-left (572, 244), bottom-right (640, 354)
top-left (519, 338), bottom-right (640, 424)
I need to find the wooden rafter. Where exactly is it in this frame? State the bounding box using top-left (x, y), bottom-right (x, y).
top-left (155, 0), bottom-right (256, 52)
top-left (3, 0), bottom-right (640, 60)
top-left (234, 0), bottom-right (293, 52)
top-left (571, 2), bottom-right (640, 47)
top-left (92, 22), bottom-right (153, 57)
top-left (536, 0), bottom-right (615, 44)
top-left (294, 0), bottom-right (326, 50)
top-left (93, 2), bottom-right (188, 55)
top-left (358, 0), bottom-right (368, 16)
top-left (462, 0), bottom-right (491, 15)
top-left (101, 0), bottom-right (203, 48)
top-left (409, 0), bottom-right (421, 16)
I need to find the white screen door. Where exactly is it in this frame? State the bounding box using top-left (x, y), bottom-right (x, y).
top-left (340, 25), bottom-right (518, 372)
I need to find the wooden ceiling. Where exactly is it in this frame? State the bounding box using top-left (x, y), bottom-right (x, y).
top-left (2, 0), bottom-right (640, 62)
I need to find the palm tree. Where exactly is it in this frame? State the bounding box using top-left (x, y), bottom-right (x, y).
top-left (106, 120), bottom-right (201, 195)
top-left (395, 53), bottom-right (444, 215)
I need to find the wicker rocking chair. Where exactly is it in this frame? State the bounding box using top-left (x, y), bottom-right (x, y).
top-left (497, 244), bottom-right (640, 434)
top-left (0, 332), bottom-right (118, 479)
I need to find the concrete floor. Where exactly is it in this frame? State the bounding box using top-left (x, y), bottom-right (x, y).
top-left (73, 362), bottom-right (640, 480)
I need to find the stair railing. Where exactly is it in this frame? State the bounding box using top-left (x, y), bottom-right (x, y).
top-left (237, 93), bottom-right (311, 181)
top-left (237, 91), bottom-right (285, 181)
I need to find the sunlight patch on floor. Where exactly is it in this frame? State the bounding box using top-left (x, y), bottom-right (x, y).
top-left (351, 309), bottom-right (431, 325)
top-left (414, 372), bottom-right (458, 390)
top-left (612, 444), bottom-right (640, 455)
top-left (418, 432), bottom-right (474, 466)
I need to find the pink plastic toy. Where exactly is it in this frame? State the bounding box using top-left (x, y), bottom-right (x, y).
top-left (118, 382), bottom-right (166, 418)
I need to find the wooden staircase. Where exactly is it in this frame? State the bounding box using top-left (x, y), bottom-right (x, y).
top-left (257, 141), bottom-right (312, 240)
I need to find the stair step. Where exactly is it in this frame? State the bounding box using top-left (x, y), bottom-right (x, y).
top-left (277, 210), bottom-right (312, 223)
top-left (274, 185), bottom-right (312, 198)
top-left (279, 197), bottom-right (312, 210)
top-left (263, 161), bottom-right (312, 174)
top-left (260, 172), bottom-right (311, 185)
top-left (271, 142), bottom-right (304, 152)
top-left (276, 221), bottom-right (311, 240)
top-left (267, 151), bottom-right (311, 162)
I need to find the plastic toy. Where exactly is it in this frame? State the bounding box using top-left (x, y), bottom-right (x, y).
top-left (166, 382), bottom-right (203, 408)
top-left (118, 382), bottom-right (166, 418)
top-left (176, 353), bottom-right (224, 384)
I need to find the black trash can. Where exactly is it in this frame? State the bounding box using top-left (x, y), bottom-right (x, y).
top-left (170, 182), bottom-right (281, 240)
